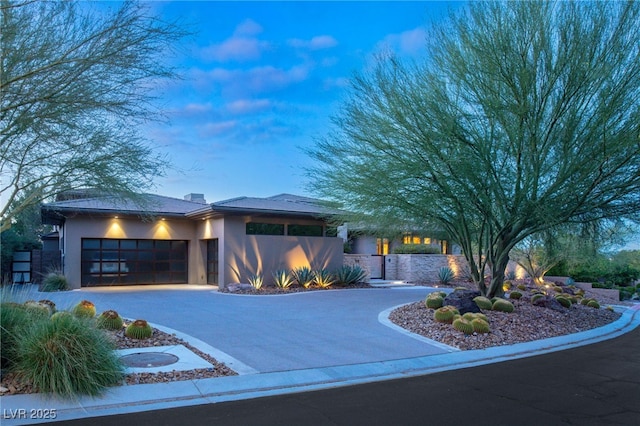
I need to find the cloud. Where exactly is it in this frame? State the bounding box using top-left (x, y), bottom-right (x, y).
top-left (234, 19), bottom-right (263, 36)
top-left (196, 63), bottom-right (312, 97)
top-left (323, 77), bottom-right (350, 91)
top-left (198, 120), bottom-right (238, 138)
top-left (226, 99), bottom-right (272, 115)
top-left (378, 27), bottom-right (426, 57)
top-left (200, 19), bottom-right (269, 62)
top-left (288, 35), bottom-right (338, 50)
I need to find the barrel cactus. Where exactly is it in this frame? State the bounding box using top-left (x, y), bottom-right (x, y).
top-left (425, 294), bottom-right (444, 309)
top-left (471, 318), bottom-right (491, 334)
top-left (516, 283), bottom-right (527, 291)
top-left (51, 311), bottom-right (73, 322)
top-left (97, 310), bottom-right (124, 330)
top-left (452, 318), bottom-right (474, 335)
top-left (125, 319), bottom-right (153, 339)
top-left (587, 300), bottom-right (600, 309)
top-left (555, 295), bottom-right (572, 308)
top-left (473, 296), bottom-right (493, 310)
top-left (38, 299), bottom-right (57, 313)
top-left (492, 298), bottom-right (515, 313)
top-left (24, 300), bottom-right (53, 317)
top-left (509, 291), bottom-right (522, 300)
top-left (72, 300), bottom-right (96, 318)
top-left (434, 306), bottom-right (459, 324)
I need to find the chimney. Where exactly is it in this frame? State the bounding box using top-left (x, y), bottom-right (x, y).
top-left (184, 193), bottom-right (206, 204)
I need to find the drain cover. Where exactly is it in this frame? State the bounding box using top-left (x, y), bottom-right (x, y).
top-left (120, 352), bottom-right (179, 368)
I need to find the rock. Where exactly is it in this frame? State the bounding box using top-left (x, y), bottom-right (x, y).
top-left (0, 386), bottom-right (8, 393)
top-left (531, 295), bottom-right (566, 312)
top-left (444, 289), bottom-right (481, 314)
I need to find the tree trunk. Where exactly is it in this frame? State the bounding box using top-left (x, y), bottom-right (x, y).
top-left (486, 253), bottom-right (510, 298)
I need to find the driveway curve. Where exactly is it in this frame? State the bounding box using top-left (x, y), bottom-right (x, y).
top-left (13, 285), bottom-right (449, 373)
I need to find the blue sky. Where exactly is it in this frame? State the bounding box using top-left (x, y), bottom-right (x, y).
top-left (142, 1), bottom-right (463, 203)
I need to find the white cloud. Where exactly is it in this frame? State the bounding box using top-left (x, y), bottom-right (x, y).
top-left (378, 27), bottom-right (426, 57)
top-left (200, 19), bottom-right (269, 62)
top-left (234, 19), bottom-right (263, 36)
top-left (198, 120), bottom-right (238, 137)
top-left (226, 99), bottom-right (272, 114)
top-left (199, 63), bottom-right (312, 96)
top-left (288, 35), bottom-right (338, 50)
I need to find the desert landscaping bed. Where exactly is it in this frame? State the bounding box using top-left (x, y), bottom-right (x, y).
top-left (390, 280), bottom-right (627, 350)
top-left (0, 325), bottom-right (237, 396)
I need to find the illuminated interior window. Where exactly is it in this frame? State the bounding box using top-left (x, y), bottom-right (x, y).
top-left (423, 237), bottom-right (431, 245)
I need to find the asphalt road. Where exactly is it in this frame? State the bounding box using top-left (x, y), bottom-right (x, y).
top-left (54, 324), bottom-right (640, 426)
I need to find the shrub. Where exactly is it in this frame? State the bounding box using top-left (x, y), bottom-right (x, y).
top-left (40, 272), bottom-right (70, 292)
top-left (72, 300), bottom-right (96, 318)
top-left (392, 244), bottom-right (441, 254)
top-left (1, 303), bottom-right (44, 369)
top-left (272, 270), bottom-right (294, 289)
top-left (334, 265), bottom-right (367, 286)
top-left (125, 319), bottom-right (153, 339)
top-left (438, 267), bottom-right (455, 285)
top-left (14, 314), bottom-right (123, 397)
top-left (96, 310), bottom-right (124, 331)
top-left (492, 298), bottom-right (515, 313)
top-left (313, 269), bottom-right (335, 288)
top-left (291, 267), bottom-right (314, 288)
top-left (248, 273), bottom-right (264, 290)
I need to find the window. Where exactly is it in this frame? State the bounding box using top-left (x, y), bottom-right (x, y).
top-left (81, 239), bottom-right (188, 286)
top-left (246, 222), bottom-right (285, 235)
top-left (287, 224), bottom-right (323, 237)
top-left (207, 239), bottom-right (219, 285)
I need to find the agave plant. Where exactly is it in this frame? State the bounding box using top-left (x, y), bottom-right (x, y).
top-left (291, 267), bottom-right (314, 288)
top-left (248, 273), bottom-right (264, 290)
top-left (334, 265), bottom-right (367, 286)
top-left (438, 267), bottom-right (455, 285)
top-left (272, 269), bottom-right (294, 289)
top-left (313, 269), bottom-right (335, 288)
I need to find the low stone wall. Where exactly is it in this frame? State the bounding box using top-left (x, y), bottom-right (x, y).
top-left (345, 254), bottom-right (525, 283)
top-left (343, 254), bottom-right (374, 281)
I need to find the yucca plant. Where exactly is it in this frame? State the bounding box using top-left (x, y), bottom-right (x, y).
top-left (334, 265), bottom-right (367, 286)
top-left (272, 269), bottom-right (294, 289)
top-left (438, 267), bottom-right (455, 285)
top-left (248, 273), bottom-right (264, 290)
top-left (313, 269), bottom-right (335, 288)
top-left (291, 267), bottom-right (314, 288)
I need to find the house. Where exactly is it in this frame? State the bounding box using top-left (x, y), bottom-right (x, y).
top-left (41, 192), bottom-right (343, 289)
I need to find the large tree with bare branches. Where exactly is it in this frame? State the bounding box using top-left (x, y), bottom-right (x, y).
top-left (0, 0), bottom-right (186, 231)
top-left (308, 1), bottom-right (640, 297)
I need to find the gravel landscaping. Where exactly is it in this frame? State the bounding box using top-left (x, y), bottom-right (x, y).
top-left (0, 324), bottom-right (237, 396)
top-left (1, 280), bottom-right (633, 397)
top-left (389, 280), bottom-right (627, 350)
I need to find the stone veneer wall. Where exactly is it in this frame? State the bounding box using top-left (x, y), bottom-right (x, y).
top-left (345, 254), bottom-right (525, 283)
top-left (343, 254), bottom-right (373, 281)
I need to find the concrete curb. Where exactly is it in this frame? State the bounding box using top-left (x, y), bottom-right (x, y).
top-left (2, 304), bottom-right (639, 425)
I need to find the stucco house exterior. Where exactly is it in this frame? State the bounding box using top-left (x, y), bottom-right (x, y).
top-left (41, 192), bottom-right (343, 289)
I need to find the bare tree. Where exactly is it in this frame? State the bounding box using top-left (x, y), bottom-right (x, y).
top-left (0, 0), bottom-right (187, 231)
top-left (308, 1), bottom-right (640, 297)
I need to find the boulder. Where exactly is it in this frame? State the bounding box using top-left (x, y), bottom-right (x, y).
top-left (444, 289), bottom-right (481, 314)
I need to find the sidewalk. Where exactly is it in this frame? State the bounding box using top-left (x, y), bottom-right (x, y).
top-left (2, 301), bottom-right (639, 425)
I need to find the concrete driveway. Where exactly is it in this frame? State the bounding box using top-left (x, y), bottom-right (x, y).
top-left (7, 285), bottom-right (450, 373)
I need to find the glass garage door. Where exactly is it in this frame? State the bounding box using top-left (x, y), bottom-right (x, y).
top-left (81, 239), bottom-right (188, 286)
